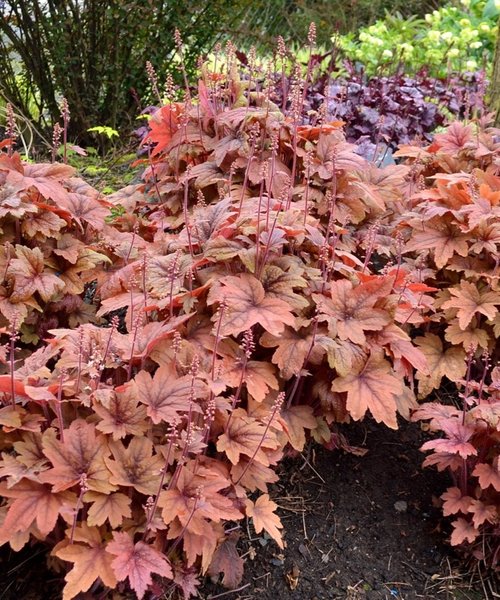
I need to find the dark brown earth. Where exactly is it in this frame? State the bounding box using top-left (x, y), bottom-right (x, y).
top-left (1, 419), bottom-right (497, 600)
top-left (201, 419), bottom-right (496, 600)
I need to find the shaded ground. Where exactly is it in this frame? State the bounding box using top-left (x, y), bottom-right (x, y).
top-left (1, 419), bottom-right (497, 600)
top-left (201, 419), bottom-right (496, 600)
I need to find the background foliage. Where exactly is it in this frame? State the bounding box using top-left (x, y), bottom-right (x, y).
top-left (226, 0), bottom-right (442, 48)
top-left (338, 1), bottom-right (498, 76)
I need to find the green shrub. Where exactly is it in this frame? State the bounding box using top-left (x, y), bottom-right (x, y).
top-left (336, 1), bottom-right (498, 76)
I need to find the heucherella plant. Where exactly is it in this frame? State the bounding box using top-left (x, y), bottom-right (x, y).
top-left (395, 118), bottom-right (500, 569)
top-left (0, 40), bottom-right (499, 599)
top-left (0, 142), bottom-right (116, 344)
top-left (414, 358), bottom-right (500, 566)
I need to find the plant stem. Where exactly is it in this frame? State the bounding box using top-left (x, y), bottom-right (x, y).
top-left (55, 372), bottom-right (65, 443)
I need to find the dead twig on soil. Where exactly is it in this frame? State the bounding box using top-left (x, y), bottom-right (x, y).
top-left (302, 509), bottom-right (308, 540)
top-left (401, 560), bottom-right (427, 580)
top-left (422, 556), bottom-right (496, 600)
top-left (300, 451), bottom-right (326, 483)
top-left (207, 583), bottom-right (251, 599)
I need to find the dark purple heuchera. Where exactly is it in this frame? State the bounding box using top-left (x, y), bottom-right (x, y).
top-left (273, 62), bottom-right (486, 160)
top-left (321, 69), bottom-right (487, 159)
top-left (328, 78), bottom-right (444, 140)
top-left (132, 105), bottom-right (160, 153)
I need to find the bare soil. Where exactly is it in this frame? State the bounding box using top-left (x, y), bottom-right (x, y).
top-left (201, 419), bottom-right (496, 600)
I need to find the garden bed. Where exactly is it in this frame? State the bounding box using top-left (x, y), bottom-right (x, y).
top-left (2, 419), bottom-right (495, 600)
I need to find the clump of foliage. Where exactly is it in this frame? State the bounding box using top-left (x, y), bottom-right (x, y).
top-left (322, 69), bottom-right (487, 155)
top-left (0, 40), bottom-right (499, 599)
top-left (396, 120), bottom-right (499, 375)
top-left (392, 119), bottom-right (500, 566)
top-left (0, 43), bottom-right (432, 599)
top-left (0, 137), bottom-right (114, 343)
top-left (337, 1), bottom-right (497, 77)
top-left (414, 360), bottom-right (500, 566)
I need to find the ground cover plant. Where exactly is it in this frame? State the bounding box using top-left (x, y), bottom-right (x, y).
top-left (0, 38), bottom-right (499, 599)
top-left (414, 360), bottom-right (500, 567)
top-left (0, 137), bottom-right (113, 343)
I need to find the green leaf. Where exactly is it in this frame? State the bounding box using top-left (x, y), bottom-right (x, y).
top-left (87, 126), bottom-right (119, 140)
top-left (483, 0), bottom-right (500, 19)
